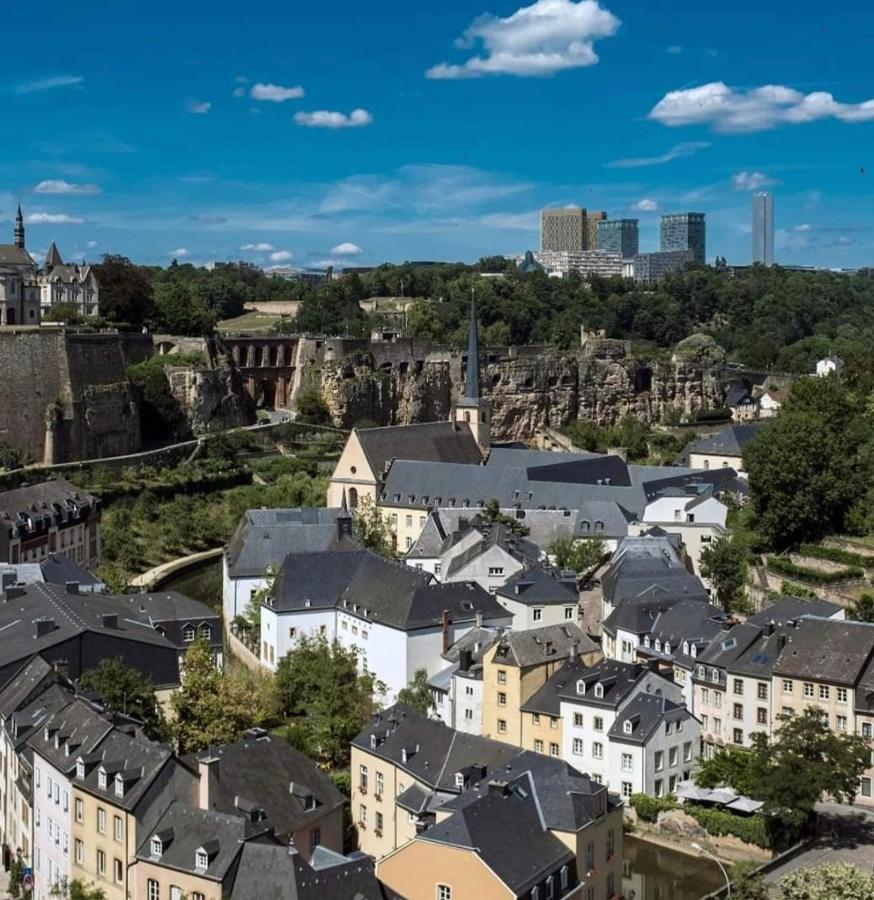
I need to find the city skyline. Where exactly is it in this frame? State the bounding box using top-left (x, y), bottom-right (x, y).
top-left (1, 0), bottom-right (873, 269)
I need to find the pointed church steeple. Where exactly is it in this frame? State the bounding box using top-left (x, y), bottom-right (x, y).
top-left (45, 241), bottom-right (63, 269)
top-left (452, 292), bottom-right (491, 455)
top-left (14, 205), bottom-right (25, 250)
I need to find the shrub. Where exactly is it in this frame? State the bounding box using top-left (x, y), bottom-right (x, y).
top-left (798, 543), bottom-right (874, 570)
top-left (629, 793), bottom-right (677, 822)
top-left (767, 556), bottom-right (864, 584)
top-left (684, 806), bottom-right (771, 849)
top-left (779, 581), bottom-right (818, 600)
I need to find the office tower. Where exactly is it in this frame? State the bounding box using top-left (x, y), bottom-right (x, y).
top-left (752, 192), bottom-right (774, 266)
top-left (596, 219), bottom-right (640, 258)
top-left (541, 208), bottom-right (585, 252)
top-left (660, 212), bottom-right (706, 264)
top-left (584, 211), bottom-right (607, 250)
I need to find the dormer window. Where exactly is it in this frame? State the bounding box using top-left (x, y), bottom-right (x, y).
top-left (114, 774), bottom-right (124, 798)
top-left (576, 679), bottom-right (586, 696)
top-left (623, 720), bottom-right (632, 735)
top-left (182, 624), bottom-right (195, 643)
top-left (76, 760), bottom-right (85, 780)
top-left (98, 767), bottom-right (107, 790)
top-left (697, 665), bottom-right (705, 678)
top-left (655, 640), bottom-right (662, 653)
top-left (665, 642), bottom-right (671, 655)
top-left (683, 641), bottom-right (690, 655)
top-left (455, 772), bottom-right (465, 788)
top-left (198, 623), bottom-right (211, 639)
top-left (370, 734), bottom-right (377, 750)
top-left (594, 683), bottom-right (604, 699)
top-left (150, 838), bottom-right (162, 858)
top-left (644, 636), bottom-right (651, 648)
top-left (195, 849), bottom-right (209, 871)
top-left (44, 726), bottom-right (51, 742)
top-left (691, 645), bottom-right (698, 658)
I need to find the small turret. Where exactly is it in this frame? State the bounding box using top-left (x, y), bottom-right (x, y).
top-left (452, 293), bottom-right (491, 455)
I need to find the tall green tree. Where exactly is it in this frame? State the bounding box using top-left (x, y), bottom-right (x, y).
top-left (397, 669), bottom-right (435, 715)
top-left (699, 534), bottom-right (750, 613)
top-left (92, 255), bottom-right (155, 326)
top-left (549, 537), bottom-right (605, 574)
top-left (67, 881), bottom-right (107, 900)
top-left (780, 862), bottom-right (874, 899)
top-left (78, 658), bottom-right (168, 740)
top-left (848, 592), bottom-right (874, 624)
top-left (353, 494), bottom-right (395, 556)
top-left (275, 635), bottom-right (384, 769)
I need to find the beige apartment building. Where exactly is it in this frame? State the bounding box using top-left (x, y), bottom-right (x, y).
top-left (481, 624), bottom-right (600, 746)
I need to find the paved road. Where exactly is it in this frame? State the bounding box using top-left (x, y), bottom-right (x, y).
top-left (765, 803), bottom-right (874, 883)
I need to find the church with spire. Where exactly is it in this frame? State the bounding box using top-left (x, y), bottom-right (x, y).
top-left (451, 295), bottom-right (491, 455)
top-left (0, 206), bottom-right (99, 326)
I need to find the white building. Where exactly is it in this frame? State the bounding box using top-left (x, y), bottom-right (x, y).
top-left (816, 356), bottom-right (844, 377)
top-left (259, 548), bottom-right (512, 699)
top-left (37, 244), bottom-right (99, 319)
top-left (494, 565), bottom-right (580, 629)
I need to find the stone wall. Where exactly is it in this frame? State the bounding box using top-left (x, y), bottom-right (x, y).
top-left (165, 366), bottom-right (256, 434)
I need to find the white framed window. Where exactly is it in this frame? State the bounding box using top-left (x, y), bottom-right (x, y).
top-left (621, 753), bottom-right (633, 772)
top-left (114, 816), bottom-right (123, 841)
top-left (195, 849), bottom-right (209, 870)
top-left (621, 781), bottom-right (633, 798)
top-left (532, 608), bottom-right (543, 622)
top-left (592, 742), bottom-right (603, 759)
top-left (572, 738), bottom-right (583, 755)
top-left (573, 712), bottom-right (583, 727)
top-left (437, 886), bottom-right (452, 900)
top-left (97, 807), bottom-right (106, 833)
top-left (147, 880), bottom-right (159, 900)
top-left (150, 838), bottom-right (162, 858)
top-left (564, 607), bottom-right (574, 620)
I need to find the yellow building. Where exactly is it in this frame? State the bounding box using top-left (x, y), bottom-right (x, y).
top-left (480, 624), bottom-right (601, 746)
top-left (520, 659), bottom-right (592, 758)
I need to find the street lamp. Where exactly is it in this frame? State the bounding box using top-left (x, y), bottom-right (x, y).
top-left (691, 842), bottom-right (731, 898)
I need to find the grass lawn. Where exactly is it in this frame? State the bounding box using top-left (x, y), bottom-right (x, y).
top-left (218, 310), bottom-right (285, 332)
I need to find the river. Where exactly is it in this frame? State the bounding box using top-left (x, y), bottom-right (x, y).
top-left (154, 554), bottom-right (223, 611)
top-left (622, 836), bottom-right (725, 899)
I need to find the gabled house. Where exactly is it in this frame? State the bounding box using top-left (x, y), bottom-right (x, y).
top-left (494, 565), bottom-right (581, 630)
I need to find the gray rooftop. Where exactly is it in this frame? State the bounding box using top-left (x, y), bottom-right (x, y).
top-left (773, 617), bottom-right (874, 685)
top-left (608, 692), bottom-right (693, 746)
top-left (496, 565), bottom-right (580, 607)
top-left (490, 622), bottom-right (596, 669)
top-left (684, 424), bottom-right (766, 459)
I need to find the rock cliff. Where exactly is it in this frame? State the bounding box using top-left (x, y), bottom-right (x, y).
top-left (164, 365), bottom-right (256, 435)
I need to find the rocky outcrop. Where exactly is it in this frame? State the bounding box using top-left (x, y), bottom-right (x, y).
top-left (164, 366), bottom-right (256, 434)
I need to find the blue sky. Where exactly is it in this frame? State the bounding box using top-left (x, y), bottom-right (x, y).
top-left (2, 0), bottom-right (873, 269)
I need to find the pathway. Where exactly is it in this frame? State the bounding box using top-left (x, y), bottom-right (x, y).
top-left (129, 546), bottom-right (224, 589)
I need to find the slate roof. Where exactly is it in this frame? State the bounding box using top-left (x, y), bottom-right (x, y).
top-left (225, 507), bottom-right (359, 577)
top-left (608, 692), bottom-right (693, 745)
top-left (496, 565), bottom-right (579, 607)
top-left (356, 421), bottom-right (484, 482)
top-left (231, 842), bottom-right (387, 900)
top-left (557, 659), bottom-right (659, 709)
top-left (521, 658), bottom-right (590, 716)
top-left (194, 732), bottom-right (344, 837)
top-left (442, 520), bottom-right (541, 579)
top-left (773, 618), bottom-right (874, 685)
top-left (685, 424), bottom-right (765, 458)
top-left (0, 245), bottom-right (36, 267)
top-left (136, 803), bottom-right (266, 881)
top-left (694, 623), bottom-right (767, 679)
top-left (27, 697), bottom-right (115, 775)
top-left (418, 773), bottom-right (574, 896)
top-left (0, 656), bottom-right (55, 719)
top-left (486, 448), bottom-right (599, 468)
top-left (270, 549), bottom-right (508, 631)
top-left (746, 595), bottom-right (841, 626)
top-left (489, 622), bottom-right (597, 668)
top-left (5, 683), bottom-right (73, 751)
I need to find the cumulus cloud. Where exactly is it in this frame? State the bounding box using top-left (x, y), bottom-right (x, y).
top-left (607, 141), bottom-right (710, 168)
top-left (632, 198), bottom-right (659, 212)
top-left (732, 171), bottom-right (776, 191)
top-left (186, 99), bottom-right (212, 114)
top-left (26, 212), bottom-right (84, 224)
top-left (169, 248), bottom-right (189, 257)
top-left (426, 0), bottom-right (620, 79)
top-left (794, 223), bottom-right (812, 232)
top-left (269, 250), bottom-right (293, 262)
top-left (331, 242), bottom-right (362, 255)
top-left (87, 240), bottom-right (98, 248)
top-left (293, 108), bottom-right (373, 128)
top-left (649, 82), bottom-right (874, 133)
top-left (250, 83), bottom-right (305, 102)
top-left (34, 180), bottom-right (100, 195)
top-left (241, 242), bottom-right (275, 252)
top-left (15, 74), bottom-right (83, 94)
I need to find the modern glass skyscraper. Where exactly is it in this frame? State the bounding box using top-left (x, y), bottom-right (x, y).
top-left (596, 219), bottom-right (639, 257)
top-left (660, 213), bottom-right (706, 264)
top-left (752, 192), bottom-right (774, 266)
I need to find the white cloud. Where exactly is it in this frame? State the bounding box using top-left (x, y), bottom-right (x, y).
top-left (294, 108), bottom-right (373, 128)
top-left (269, 250), bottom-right (294, 262)
top-left (426, 0), bottom-right (620, 79)
top-left (232, 86), bottom-right (246, 98)
top-left (632, 198), bottom-right (659, 212)
top-left (34, 179), bottom-right (101, 195)
top-left (649, 82), bottom-right (874, 133)
top-left (169, 248), bottom-right (189, 257)
top-left (26, 212), bottom-right (84, 224)
top-left (87, 240), bottom-right (98, 248)
top-left (330, 242), bottom-right (363, 255)
top-left (731, 171), bottom-right (776, 191)
top-left (186, 99), bottom-right (212, 114)
top-left (666, 45), bottom-right (683, 54)
top-left (250, 82), bottom-right (305, 102)
top-left (607, 141), bottom-right (710, 168)
top-left (794, 224), bottom-right (812, 232)
top-left (15, 74), bottom-right (83, 94)
top-left (241, 242), bottom-right (275, 252)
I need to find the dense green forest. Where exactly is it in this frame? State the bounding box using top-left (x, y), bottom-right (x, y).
top-left (91, 255), bottom-right (874, 376)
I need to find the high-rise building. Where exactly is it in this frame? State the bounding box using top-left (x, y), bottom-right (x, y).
top-left (632, 250), bottom-right (696, 283)
top-left (660, 212), bottom-right (706, 264)
top-left (596, 219), bottom-right (639, 258)
top-left (540, 208), bottom-right (605, 252)
top-left (752, 192), bottom-right (774, 266)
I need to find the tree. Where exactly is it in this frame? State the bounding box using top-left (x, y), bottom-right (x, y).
top-left (170, 638), bottom-right (255, 753)
top-left (294, 384), bottom-right (331, 425)
top-left (8, 852), bottom-right (25, 898)
top-left (92, 255), bottom-right (154, 326)
top-left (397, 669), bottom-right (434, 715)
top-left (728, 861), bottom-right (768, 900)
top-left (78, 658), bottom-right (168, 740)
top-left (848, 592), bottom-right (874, 624)
top-left (779, 862), bottom-right (874, 899)
top-left (43, 301), bottom-right (87, 325)
top-left (353, 494), bottom-right (395, 556)
top-left (66, 881), bottom-right (107, 900)
top-left (484, 498), bottom-right (530, 536)
top-left (696, 708), bottom-right (870, 847)
top-left (549, 537), bottom-right (605, 575)
top-left (699, 534), bottom-right (750, 613)
top-left (274, 635), bottom-right (385, 768)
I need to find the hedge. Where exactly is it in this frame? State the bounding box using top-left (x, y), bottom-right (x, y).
top-left (684, 805), bottom-right (771, 849)
top-left (798, 544), bottom-right (874, 570)
top-left (779, 581), bottom-right (818, 600)
top-left (767, 556), bottom-right (864, 584)
top-left (629, 794), bottom-right (677, 822)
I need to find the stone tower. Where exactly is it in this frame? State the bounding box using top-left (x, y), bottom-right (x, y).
top-left (14, 205), bottom-right (25, 250)
top-left (453, 295), bottom-right (491, 454)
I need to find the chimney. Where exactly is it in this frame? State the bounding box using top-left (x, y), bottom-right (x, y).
top-left (475, 611), bottom-right (483, 628)
top-left (459, 649), bottom-right (473, 673)
top-left (101, 614), bottom-right (118, 630)
top-left (570, 640), bottom-right (579, 661)
top-left (198, 754), bottom-right (220, 810)
top-left (442, 609), bottom-right (452, 653)
top-left (0, 570), bottom-right (15, 592)
top-left (34, 618), bottom-right (56, 638)
top-left (65, 581), bottom-right (79, 595)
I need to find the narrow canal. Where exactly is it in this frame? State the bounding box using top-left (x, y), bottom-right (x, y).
top-left (154, 554), bottom-right (223, 610)
top-left (622, 836), bottom-right (725, 899)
